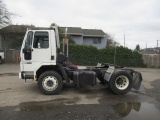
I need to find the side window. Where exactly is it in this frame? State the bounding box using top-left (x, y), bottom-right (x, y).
top-left (33, 32), bottom-right (49, 48)
top-left (23, 31), bottom-right (33, 60)
top-left (25, 31), bottom-right (33, 49)
top-left (98, 38), bottom-right (101, 44)
top-left (93, 38), bottom-right (101, 44)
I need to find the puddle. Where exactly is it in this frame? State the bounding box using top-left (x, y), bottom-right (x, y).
top-left (0, 73), bottom-right (18, 77)
top-left (113, 102), bottom-right (160, 120)
top-left (13, 99), bottom-right (160, 120)
top-left (15, 98), bottom-right (80, 111)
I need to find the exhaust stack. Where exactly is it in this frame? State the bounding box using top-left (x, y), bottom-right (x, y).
top-left (63, 28), bottom-right (69, 57)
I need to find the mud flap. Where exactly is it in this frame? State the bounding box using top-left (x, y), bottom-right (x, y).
top-left (132, 72), bottom-right (142, 90)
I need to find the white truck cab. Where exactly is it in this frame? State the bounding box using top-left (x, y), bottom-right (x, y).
top-left (19, 26), bottom-right (60, 80)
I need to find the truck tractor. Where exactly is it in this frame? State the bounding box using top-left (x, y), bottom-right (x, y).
top-left (19, 26), bottom-right (142, 95)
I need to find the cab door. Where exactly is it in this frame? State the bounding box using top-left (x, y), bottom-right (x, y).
top-left (22, 30), bottom-right (53, 71)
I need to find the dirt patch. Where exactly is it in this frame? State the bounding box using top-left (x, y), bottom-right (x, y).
top-left (0, 73), bottom-right (18, 77)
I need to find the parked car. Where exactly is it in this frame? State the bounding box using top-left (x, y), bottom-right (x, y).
top-left (0, 52), bottom-right (4, 64)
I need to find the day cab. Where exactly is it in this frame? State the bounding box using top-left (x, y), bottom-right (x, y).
top-left (19, 26), bottom-right (142, 95)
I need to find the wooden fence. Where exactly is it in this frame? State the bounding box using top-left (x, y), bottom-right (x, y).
top-left (143, 54), bottom-right (160, 68)
top-left (0, 49), bottom-right (20, 63)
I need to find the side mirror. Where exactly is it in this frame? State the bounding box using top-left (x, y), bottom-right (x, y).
top-left (23, 46), bottom-right (32, 60)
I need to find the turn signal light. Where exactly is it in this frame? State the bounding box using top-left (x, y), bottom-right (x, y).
top-left (18, 56), bottom-right (21, 62)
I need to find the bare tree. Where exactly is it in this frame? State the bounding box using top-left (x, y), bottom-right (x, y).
top-left (106, 33), bottom-right (119, 47)
top-left (0, 0), bottom-right (12, 28)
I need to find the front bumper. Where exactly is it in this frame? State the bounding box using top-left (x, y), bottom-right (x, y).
top-left (19, 71), bottom-right (34, 80)
top-left (19, 72), bottom-right (22, 79)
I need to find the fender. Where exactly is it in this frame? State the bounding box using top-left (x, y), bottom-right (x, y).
top-left (103, 66), bottom-right (115, 82)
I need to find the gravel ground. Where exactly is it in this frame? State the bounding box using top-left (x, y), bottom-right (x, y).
top-left (0, 64), bottom-right (160, 120)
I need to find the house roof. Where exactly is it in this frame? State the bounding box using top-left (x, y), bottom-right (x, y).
top-left (60, 27), bottom-right (106, 37)
top-left (82, 29), bottom-right (106, 37)
top-left (0, 25), bottom-right (35, 34)
top-left (0, 25), bottom-right (106, 37)
top-left (60, 27), bottom-right (83, 35)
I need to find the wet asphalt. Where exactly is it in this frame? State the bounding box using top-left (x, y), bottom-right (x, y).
top-left (0, 64), bottom-right (160, 120)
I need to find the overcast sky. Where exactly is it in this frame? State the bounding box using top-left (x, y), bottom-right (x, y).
top-left (4, 0), bottom-right (160, 49)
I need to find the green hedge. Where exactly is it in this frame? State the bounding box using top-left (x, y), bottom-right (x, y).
top-left (69, 44), bottom-right (98, 66)
top-left (69, 44), bottom-right (145, 67)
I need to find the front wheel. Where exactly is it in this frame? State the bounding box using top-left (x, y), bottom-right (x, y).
top-left (109, 71), bottom-right (133, 95)
top-left (38, 71), bottom-right (62, 95)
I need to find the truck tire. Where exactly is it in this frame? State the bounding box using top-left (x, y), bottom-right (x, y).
top-left (109, 71), bottom-right (133, 95)
top-left (38, 71), bottom-right (62, 95)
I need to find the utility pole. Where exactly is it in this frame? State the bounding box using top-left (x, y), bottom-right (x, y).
top-left (157, 40), bottom-right (159, 48)
top-left (124, 33), bottom-right (125, 47)
top-left (146, 43), bottom-right (147, 49)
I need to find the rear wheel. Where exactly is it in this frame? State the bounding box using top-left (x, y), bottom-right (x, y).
top-left (38, 71), bottom-right (62, 95)
top-left (109, 71), bottom-right (133, 95)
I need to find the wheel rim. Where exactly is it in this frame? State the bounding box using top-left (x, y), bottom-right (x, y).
top-left (42, 76), bottom-right (58, 91)
top-left (115, 75), bottom-right (129, 90)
